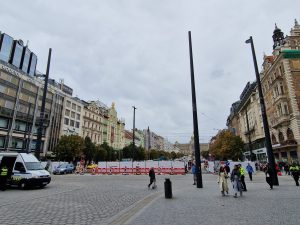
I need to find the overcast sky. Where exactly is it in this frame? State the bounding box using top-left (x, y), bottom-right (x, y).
top-left (0, 1), bottom-right (299, 143)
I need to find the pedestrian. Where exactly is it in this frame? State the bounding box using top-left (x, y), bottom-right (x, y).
top-left (148, 167), bottom-right (156, 189)
top-left (191, 163), bottom-right (196, 185)
top-left (0, 165), bottom-right (8, 191)
top-left (224, 162), bottom-right (230, 174)
top-left (246, 163), bottom-right (254, 181)
top-left (231, 164), bottom-right (241, 198)
top-left (289, 163), bottom-right (299, 186)
top-left (284, 164), bottom-right (289, 175)
top-left (218, 166), bottom-right (229, 196)
top-left (264, 164), bottom-right (273, 190)
top-left (239, 164), bottom-right (247, 191)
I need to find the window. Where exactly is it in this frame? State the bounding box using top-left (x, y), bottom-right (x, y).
top-left (70, 120), bottom-right (75, 127)
top-left (71, 111), bottom-right (75, 118)
top-left (280, 83), bottom-right (284, 94)
top-left (28, 53), bottom-right (37, 76)
top-left (75, 122), bottom-right (80, 128)
top-left (77, 106), bottom-right (81, 112)
top-left (66, 100), bottom-right (71, 107)
top-left (12, 41), bottom-right (23, 68)
top-left (0, 34), bottom-right (13, 62)
top-left (0, 117), bottom-right (8, 129)
top-left (76, 113), bottom-right (80, 120)
top-left (64, 118), bottom-right (69, 125)
top-left (0, 136), bottom-right (5, 148)
top-left (65, 109), bottom-right (70, 116)
top-left (10, 138), bottom-right (23, 149)
top-left (72, 103), bottom-right (76, 110)
top-left (14, 121), bottom-right (26, 132)
top-left (22, 47), bottom-right (31, 73)
top-left (4, 100), bottom-right (14, 109)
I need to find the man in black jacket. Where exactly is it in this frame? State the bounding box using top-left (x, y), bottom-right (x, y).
top-left (148, 167), bottom-right (156, 189)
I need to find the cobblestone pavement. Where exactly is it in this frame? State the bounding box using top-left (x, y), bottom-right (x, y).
top-left (0, 174), bottom-right (156, 225)
top-left (126, 173), bottom-right (300, 225)
top-left (0, 173), bottom-right (299, 225)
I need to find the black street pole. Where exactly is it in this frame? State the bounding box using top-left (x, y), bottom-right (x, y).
top-left (132, 106), bottom-right (136, 161)
top-left (188, 31), bottom-right (203, 188)
top-left (246, 36), bottom-right (279, 185)
top-left (35, 48), bottom-right (52, 160)
top-left (147, 126), bottom-right (151, 160)
top-left (245, 108), bottom-right (253, 161)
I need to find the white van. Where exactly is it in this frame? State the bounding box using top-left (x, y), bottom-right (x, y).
top-left (0, 152), bottom-right (51, 189)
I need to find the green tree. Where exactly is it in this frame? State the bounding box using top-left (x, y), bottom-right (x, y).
top-left (54, 135), bottom-right (84, 162)
top-left (83, 137), bottom-right (96, 164)
top-left (94, 144), bottom-right (107, 162)
top-left (209, 129), bottom-right (244, 161)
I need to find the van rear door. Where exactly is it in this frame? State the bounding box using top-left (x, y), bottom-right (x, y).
top-left (0, 156), bottom-right (17, 177)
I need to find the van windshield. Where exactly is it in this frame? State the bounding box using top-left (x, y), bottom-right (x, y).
top-left (25, 162), bottom-right (43, 170)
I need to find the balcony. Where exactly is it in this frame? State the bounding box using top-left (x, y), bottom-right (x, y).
top-left (271, 114), bottom-right (290, 128)
top-left (273, 94), bottom-right (287, 105)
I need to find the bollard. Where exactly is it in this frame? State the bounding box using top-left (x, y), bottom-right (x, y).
top-left (164, 178), bottom-right (172, 199)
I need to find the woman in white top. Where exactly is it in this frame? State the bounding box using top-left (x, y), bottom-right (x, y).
top-left (218, 166), bottom-right (229, 196)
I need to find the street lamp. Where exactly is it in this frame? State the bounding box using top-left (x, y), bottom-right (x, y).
top-left (245, 36), bottom-right (279, 185)
top-left (132, 106), bottom-right (137, 161)
top-left (188, 31), bottom-right (203, 188)
top-left (35, 48), bottom-right (52, 160)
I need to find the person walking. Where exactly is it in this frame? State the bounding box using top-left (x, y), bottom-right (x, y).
top-left (148, 167), bottom-right (156, 189)
top-left (191, 163), bottom-right (196, 185)
top-left (246, 163), bottom-right (254, 181)
top-left (224, 162), bottom-right (230, 174)
top-left (218, 166), bottom-right (229, 196)
top-left (264, 164), bottom-right (273, 190)
top-left (289, 163), bottom-right (299, 186)
top-left (231, 165), bottom-right (241, 198)
top-left (239, 164), bottom-right (247, 191)
top-left (0, 165), bottom-right (8, 191)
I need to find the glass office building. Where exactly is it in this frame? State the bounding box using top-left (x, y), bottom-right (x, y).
top-left (21, 47), bottom-right (31, 73)
top-left (11, 40), bottom-right (23, 68)
top-left (0, 33), bottom-right (37, 76)
top-left (0, 33), bottom-right (14, 62)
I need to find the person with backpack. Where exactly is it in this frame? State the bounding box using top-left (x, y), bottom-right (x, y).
top-left (148, 167), bottom-right (156, 189)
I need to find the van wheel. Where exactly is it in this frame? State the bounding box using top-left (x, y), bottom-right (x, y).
top-left (19, 181), bottom-right (27, 190)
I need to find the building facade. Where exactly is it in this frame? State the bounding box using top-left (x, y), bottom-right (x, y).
top-left (227, 20), bottom-right (300, 163)
top-left (0, 31), bottom-right (65, 156)
top-left (81, 101), bottom-right (125, 149)
top-left (260, 21), bottom-right (300, 162)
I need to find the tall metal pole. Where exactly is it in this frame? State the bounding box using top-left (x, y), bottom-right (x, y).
top-left (147, 126), bottom-right (151, 160)
top-left (188, 31), bottom-right (203, 188)
top-left (245, 108), bottom-right (253, 161)
top-left (35, 48), bottom-right (52, 160)
top-left (246, 36), bottom-right (279, 185)
top-left (132, 106), bottom-right (136, 161)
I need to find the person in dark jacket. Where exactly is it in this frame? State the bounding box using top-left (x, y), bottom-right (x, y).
top-left (0, 165), bottom-right (8, 191)
top-left (264, 164), bottom-right (273, 190)
top-left (148, 167), bottom-right (156, 189)
top-left (231, 165), bottom-right (241, 198)
top-left (289, 163), bottom-right (299, 186)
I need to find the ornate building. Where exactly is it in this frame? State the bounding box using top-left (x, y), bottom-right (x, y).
top-left (81, 101), bottom-right (125, 149)
top-left (261, 20), bottom-right (300, 162)
top-left (227, 20), bottom-right (300, 163)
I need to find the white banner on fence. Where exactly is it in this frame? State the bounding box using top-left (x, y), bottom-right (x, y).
top-left (95, 160), bottom-right (185, 175)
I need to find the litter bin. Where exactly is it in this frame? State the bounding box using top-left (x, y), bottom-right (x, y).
top-left (164, 178), bottom-right (172, 199)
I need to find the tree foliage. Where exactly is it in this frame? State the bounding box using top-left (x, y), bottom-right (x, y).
top-left (54, 135), bottom-right (85, 162)
top-left (209, 130), bottom-right (245, 161)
